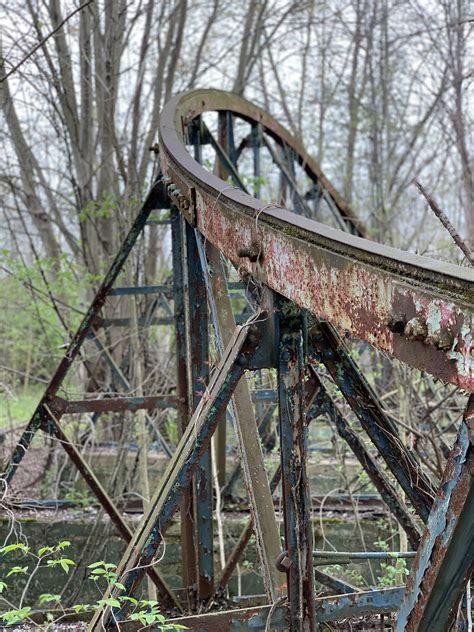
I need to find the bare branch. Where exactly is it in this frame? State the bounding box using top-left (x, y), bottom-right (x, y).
top-left (0, 0), bottom-right (94, 83)
top-left (415, 180), bottom-right (474, 265)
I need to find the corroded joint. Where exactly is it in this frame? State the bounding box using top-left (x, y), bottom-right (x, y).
top-left (425, 327), bottom-right (454, 351)
top-left (246, 324), bottom-right (261, 348)
top-left (402, 317), bottom-right (455, 351)
top-left (404, 317), bottom-right (428, 342)
top-left (237, 241), bottom-right (262, 263)
top-left (166, 181), bottom-right (193, 220)
top-left (46, 396), bottom-right (67, 416)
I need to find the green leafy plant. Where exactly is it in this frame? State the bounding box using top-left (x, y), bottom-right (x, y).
top-left (375, 539), bottom-right (410, 587)
top-left (0, 542), bottom-right (187, 630)
top-left (0, 540), bottom-right (74, 627)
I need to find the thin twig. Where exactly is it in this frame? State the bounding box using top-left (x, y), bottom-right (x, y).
top-left (467, 579), bottom-right (473, 632)
top-left (415, 181), bottom-right (474, 266)
top-left (0, 0), bottom-right (94, 83)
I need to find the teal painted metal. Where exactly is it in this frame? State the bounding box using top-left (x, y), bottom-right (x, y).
top-left (120, 587), bottom-right (403, 630)
top-left (396, 395), bottom-right (474, 631)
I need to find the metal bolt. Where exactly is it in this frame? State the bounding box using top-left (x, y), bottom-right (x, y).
top-left (426, 327), bottom-right (454, 351)
top-left (237, 354), bottom-right (248, 366)
top-left (404, 317), bottom-right (428, 342)
top-left (276, 550), bottom-right (291, 572)
top-left (237, 241), bottom-right (261, 263)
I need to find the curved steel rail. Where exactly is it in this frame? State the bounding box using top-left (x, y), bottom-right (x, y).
top-left (159, 89), bottom-right (474, 391)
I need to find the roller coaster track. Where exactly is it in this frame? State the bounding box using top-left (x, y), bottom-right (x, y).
top-left (3, 90), bottom-right (473, 631)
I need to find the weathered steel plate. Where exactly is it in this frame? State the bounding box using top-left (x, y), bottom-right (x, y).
top-left (159, 90), bottom-right (474, 391)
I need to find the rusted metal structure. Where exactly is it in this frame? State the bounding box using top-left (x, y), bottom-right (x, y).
top-left (2, 89), bottom-right (473, 630)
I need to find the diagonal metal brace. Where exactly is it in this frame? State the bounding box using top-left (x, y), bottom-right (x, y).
top-left (309, 320), bottom-right (436, 522)
top-left (88, 323), bottom-right (262, 630)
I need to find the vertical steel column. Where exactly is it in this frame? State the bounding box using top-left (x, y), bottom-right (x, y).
top-left (277, 301), bottom-right (316, 631)
top-left (189, 119), bottom-right (214, 599)
top-left (185, 219), bottom-right (214, 599)
top-left (171, 206), bottom-right (197, 603)
top-left (215, 111), bottom-right (232, 486)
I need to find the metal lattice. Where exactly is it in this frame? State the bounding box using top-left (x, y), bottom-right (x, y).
top-left (3, 89), bottom-right (473, 632)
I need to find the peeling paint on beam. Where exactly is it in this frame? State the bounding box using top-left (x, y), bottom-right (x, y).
top-left (112, 587), bottom-right (404, 631)
top-left (159, 92), bottom-right (474, 390)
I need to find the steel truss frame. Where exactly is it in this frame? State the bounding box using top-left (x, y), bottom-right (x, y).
top-left (2, 89), bottom-right (473, 631)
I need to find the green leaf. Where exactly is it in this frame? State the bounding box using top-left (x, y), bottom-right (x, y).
top-left (6, 566), bottom-right (28, 577)
top-left (1, 607), bottom-right (32, 624)
top-left (39, 593), bottom-right (61, 605)
top-left (98, 598), bottom-right (121, 608)
top-left (60, 558), bottom-right (75, 573)
top-left (88, 560), bottom-right (106, 569)
top-left (121, 596), bottom-right (138, 605)
top-left (0, 581), bottom-right (7, 593)
top-left (57, 540), bottom-right (71, 550)
top-left (38, 546), bottom-right (54, 557)
top-left (0, 543), bottom-right (29, 555)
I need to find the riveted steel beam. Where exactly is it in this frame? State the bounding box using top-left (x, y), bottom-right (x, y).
top-left (171, 206), bottom-right (197, 601)
top-left (159, 90), bottom-right (474, 391)
top-left (52, 395), bottom-right (176, 414)
top-left (184, 214), bottom-right (214, 600)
